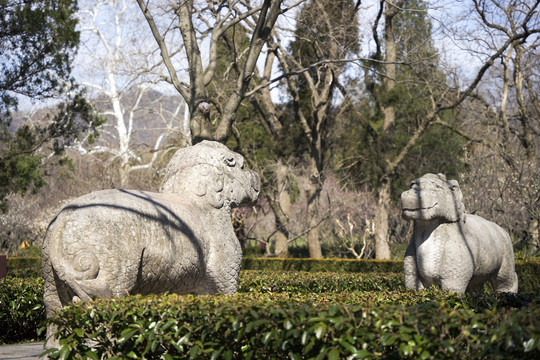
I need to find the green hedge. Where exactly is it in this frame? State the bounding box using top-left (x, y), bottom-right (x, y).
top-left (242, 258), bottom-right (539, 294)
top-left (5, 257), bottom-right (539, 293)
top-left (0, 270), bottom-right (540, 358)
top-left (5, 257), bottom-right (41, 278)
top-left (515, 262), bottom-right (540, 295)
top-left (242, 258), bottom-right (403, 273)
top-left (0, 276), bottom-right (45, 344)
top-left (45, 290), bottom-right (539, 359)
top-left (0, 271), bottom-right (403, 345)
top-left (238, 271), bottom-right (404, 294)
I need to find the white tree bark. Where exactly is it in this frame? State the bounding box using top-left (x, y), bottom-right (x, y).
top-left (75, 0), bottom-right (186, 186)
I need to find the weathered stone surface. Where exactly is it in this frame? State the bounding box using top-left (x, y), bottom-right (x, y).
top-left (42, 141), bottom-right (260, 347)
top-left (401, 173), bottom-right (518, 294)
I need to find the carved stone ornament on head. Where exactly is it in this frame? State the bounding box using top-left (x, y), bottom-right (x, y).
top-left (401, 173), bottom-right (518, 294)
top-left (41, 140), bottom-right (260, 348)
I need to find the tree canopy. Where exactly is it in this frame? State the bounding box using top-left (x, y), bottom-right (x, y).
top-left (0, 0), bottom-right (80, 116)
top-left (336, 0), bottom-right (465, 199)
top-left (0, 0), bottom-right (101, 212)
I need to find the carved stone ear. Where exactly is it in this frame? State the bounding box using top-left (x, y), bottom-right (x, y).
top-left (193, 181), bottom-right (207, 197)
top-left (448, 179), bottom-right (466, 222)
top-left (193, 165), bottom-right (209, 197)
top-left (437, 173), bottom-right (447, 181)
top-left (209, 192), bottom-right (224, 209)
top-left (202, 166), bottom-right (225, 208)
top-left (209, 168), bottom-right (224, 192)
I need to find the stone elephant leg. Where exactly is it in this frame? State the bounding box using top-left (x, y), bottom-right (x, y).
top-left (404, 242), bottom-right (424, 290)
top-left (441, 277), bottom-right (469, 294)
top-left (465, 279), bottom-right (486, 293)
top-left (492, 265), bottom-right (518, 293)
top-left (198, 267), bottom-right (240, 294)
top-left (43, 272), bottom-right (72, 349)
top-left (43, 289), bottom-right (61, 348)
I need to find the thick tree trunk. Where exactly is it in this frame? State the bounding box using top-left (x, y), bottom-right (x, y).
top-left (274, 161), bottom-right (291, 257)
top-left (513, 44), bottom-right (536, 162)
top-left (370, 1), bottom-right (401, 260)
top-left (530, 219), bottom-right (539, 252)
top-left (306, 163), bottom-right (323, 259)
top-left (119, 162), bottom-right (129, 188)
top-left (307, 198), bottom-right (323, 259)
top-left (274, 231), bottom-right (289, 257)
top-left (191, 108), bottom-right (214, 143)
top-left (513, 44), bottom-right (538, 250)
top-left (381, 0), bottom-right (398, 132)
top-left (374, 180), bottom-right (392, 259)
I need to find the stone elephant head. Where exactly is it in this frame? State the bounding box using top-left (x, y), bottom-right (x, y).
top-left (401, 173), bottom-right (466, 223)
top-left (160, 141), bottom-right (260, 209)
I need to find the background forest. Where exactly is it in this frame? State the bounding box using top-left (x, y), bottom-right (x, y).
top-left (1, 0), bottom-right (538, 261)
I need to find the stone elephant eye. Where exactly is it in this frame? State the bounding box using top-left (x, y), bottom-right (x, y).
top-left (410, 182), bottom-right (419, 190)
top-left (448, 180), bottom-right (460, 191)
top-left (225, 157), bottom-right (236, 167)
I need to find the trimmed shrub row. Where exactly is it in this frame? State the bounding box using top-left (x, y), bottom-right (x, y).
top-left (0, 271), bottom-right (402, 345)
top-left (242, 258), bottom-right (540, 294)
top-left (238, 271), bottom-right (405, 294)
top-left (0, 276), bottom-right (45, 344)
top-left (5, 257), bottom-right (405, 276)
top-left (4, 270), bottom-right (537, 347)
top-left (45, 290), bottom-right (539, 359)
top-left (242, 258), bottom-right (404, 273)
top-left (5, 257), bottom-right (41, 278)
top-left (515, 262), bottom-right (540, 295)
top-left (5, 257), bottom-right (540, 293)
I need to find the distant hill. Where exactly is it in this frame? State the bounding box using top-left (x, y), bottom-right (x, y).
top-left (11, 87), bottom-right (188, 152)
top-left (88, 87), bottom-right (187, 151)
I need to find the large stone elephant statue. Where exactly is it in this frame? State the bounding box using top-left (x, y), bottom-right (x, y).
top-left (42, 141), bottom-right (260, 347)
top-left (401, 173), bottom-right (518, 294)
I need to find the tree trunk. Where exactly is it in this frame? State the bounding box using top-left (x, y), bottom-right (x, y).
top-left (274, 161), bottom-right (291, 257)
top-left (513, 43), bottom-right (538, 251)
top-left (191, 107), bottom-right (213, 143)
top-left (499, 44), bottom-right (513, 144)
top-left (513, 44), bottom-right (536, 162)
top-left (305, 161), bottom-right (323, 259)
top-left (374, 180), bottom-right (392, 259)
top-left (119, 162), bottom-right (129, 188)
top-left (372, 1), bottom-right (400, 259)
top-left (381, 0), bottom-right (399, 132)
top-left (307, 198), bottom-right (323, 259)
top-left (274, 231), bottom-right (289, 257)
top-left (530, 219), bottom-right (539, 252)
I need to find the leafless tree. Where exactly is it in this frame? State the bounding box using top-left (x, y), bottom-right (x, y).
top-left (456, 0), bottom-right (539, 253)
top-left (75, 0), bottom-right (188, 186)
top-left (135, 0), bottom-right (331, 256)
top-left (366, 0), bottom-right (539, 258)
top-left (249, 0), bottom-right (362, 258)
top-left (136, 0), bottom-right (291, 144)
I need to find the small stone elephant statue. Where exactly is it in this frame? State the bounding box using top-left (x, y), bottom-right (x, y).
top-left (401, 173), bottom-right (518, 294)
top-left (41, 141), bottom-right (260, 348)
